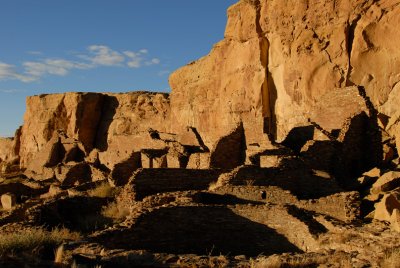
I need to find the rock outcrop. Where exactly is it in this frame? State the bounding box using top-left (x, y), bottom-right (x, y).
top-left (170, 0), bottom-right (400, 153)
top-left (1, 1), bottom-right (400, 267)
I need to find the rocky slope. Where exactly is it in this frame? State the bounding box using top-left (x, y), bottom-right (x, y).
top-left (1, 0), bottom-right (400, 267)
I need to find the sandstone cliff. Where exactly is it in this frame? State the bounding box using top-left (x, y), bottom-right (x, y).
top-left (171, 0), bottom-right (400, 145)
top-left (0, 0), bottom-right (399, 184)
top-left (18, 92), bottom-right (170, 170)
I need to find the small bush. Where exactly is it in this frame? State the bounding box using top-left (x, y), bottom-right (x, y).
top-left (88, 182), bottom-right (115, 198)
top-left (0, 227), bottom-right (80, 258)
top-left (102, 201), bottom-right (130, 222)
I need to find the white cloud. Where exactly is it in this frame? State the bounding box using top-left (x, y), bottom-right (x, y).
top-left (123, 49), bottom-right (151, 68)
top-left (0, 62), bottom-right (34, 82)
top-left (87, 45), bottom-right (125, 66)
top-left (145, 58), bottom-right (160, 66)
top-left (0, 45), bottom-right (161, 83)
top-left (0, 89), bottom-right (25, 93)
top-left (23, 59), bottom-right (92, 80)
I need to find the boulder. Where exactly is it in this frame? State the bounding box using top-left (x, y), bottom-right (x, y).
top-left (374, 193), bottom-right (400, 222)
top-left (26, 132), bottom-right (63, 173)
top-left (363, 167), bottom-right (381, 178)
top-left (259, 155), bottom-right (283, 168)
top-left (371, 171), bottom-right (400, 195)
top-left (1, 193), bottom-right (16, 210)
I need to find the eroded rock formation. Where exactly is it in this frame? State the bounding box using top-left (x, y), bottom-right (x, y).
top-left (1, 1), bottom-right (400, 266)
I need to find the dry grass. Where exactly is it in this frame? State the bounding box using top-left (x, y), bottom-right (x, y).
top-left (88, 181), bottom-right (115, 198)
top-left (381, 248), bottom-right (400, 268)
top-left (250, 253), bottom-right (352, 268)
top-left (102, 201), bottom-right (130, 222)
top-left (0, 227), bottom-right (80, 257)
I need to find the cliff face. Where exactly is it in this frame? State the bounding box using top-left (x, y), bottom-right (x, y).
top-left (169, 1), bottom-right (268, 149)
top-left (19, 92), bottom-right (170, 169)
top-left (170, 0), bottom-right (400, 144)
top-left (1, 0), bottom-right (400, 176)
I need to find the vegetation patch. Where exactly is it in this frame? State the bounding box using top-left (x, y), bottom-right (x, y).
top-left (0, 227), bottom-right (80, 258)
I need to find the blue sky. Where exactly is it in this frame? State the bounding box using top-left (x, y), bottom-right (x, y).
top-left (0, 0), bottom-right (237, 137)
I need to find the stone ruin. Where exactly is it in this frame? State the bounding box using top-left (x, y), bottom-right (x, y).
top-left (1, 0), bottom-right (400, 267)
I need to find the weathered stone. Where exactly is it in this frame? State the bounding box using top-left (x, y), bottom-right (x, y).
top-left (141, 153), bottom-right (152, 169)
top-left (309, 87), bottom-right (369, 133)
top-left (85, 149), bottom-right (100, 165)
top-left (382, 144), bottom-right (395, 164)
top-left (96, 93), bottom-right (170, 169)
top-left (358, 168), bottom-right (381, 187)
top-left (90, 166), bottom-right (108, 182)
top-left (0, 138), bottom-right (14, 164)
top-left (25, 132), bottom-right (63, 174)
top-left (109, 152), bottom-right (141, 186)
top-left (371, 171), bottom-right (400, 195)
top-left (169, 14), bottom-right (267, 149)
top-left (259, 155), bottom-right (283, 168)
top-left (374, 193), bottom-right (400, 222)
top-left (363, 167), bottom-right (381, 178)
top-left (350, 2), bottom-right (400, 108)
top-left (166, 154), bottom-right (182, 168)
top-left (209, 123), bottom-right (246, 169)
top-left (187, 153), bottom-right (210, 169)
top-left (19, 93), bottom-right (104, 167)
top-left (55, 163), bottom-right (92, 186)
top-left (178, 127), bottom-right (206, 149)
top-left (300, 140), bottom-right (337, 172)
top-left (123, 169), bottom-right (226, 201)
top-left (390, 208), bottom-right (400, 232)
top-left (1, 193), bottom-right (16, 210)
top-left (153, 155), bottom-right (167, 168)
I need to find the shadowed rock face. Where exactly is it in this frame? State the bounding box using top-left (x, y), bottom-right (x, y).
top-left (98, 206), bottom-right (302, 256)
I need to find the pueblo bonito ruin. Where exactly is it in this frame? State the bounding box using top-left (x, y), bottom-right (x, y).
top-left (1, 0), bottom-right (400, 267)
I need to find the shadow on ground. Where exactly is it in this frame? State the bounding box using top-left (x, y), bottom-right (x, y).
top-left (96, 206), bottom-right (302, 257)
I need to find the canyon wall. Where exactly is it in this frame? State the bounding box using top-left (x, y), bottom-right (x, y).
top-left (170, 0), bottom-right (400, 144)
top-left (1, 0), bottom-right (400, 175)
top-left (18, 92), bottom-right (170, 169)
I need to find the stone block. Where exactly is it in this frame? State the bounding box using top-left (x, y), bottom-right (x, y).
top-left (371, 171), bottom-right (400, 195)
top-left (259, 155), bottom-right (282, 168)
top-left (153, 155), bottom-right (167, 168)
top-left (187, 153), bottom-right (210, 169)
top-left (167, 154), bottom-right (181, 168)
top-left (374, 193), bottom-right (400, 222)
top-left (141, 153), bottom-right (152, 168)
top-left (1, 193), bottom-right (16, 210)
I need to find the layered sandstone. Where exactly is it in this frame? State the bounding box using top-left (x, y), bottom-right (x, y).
top-left (170, 0), bottom-right (400, 148)
top-left (1, 0), bottom-right (400, 181)
top-left (18, 92), bottom-right (170, 170)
